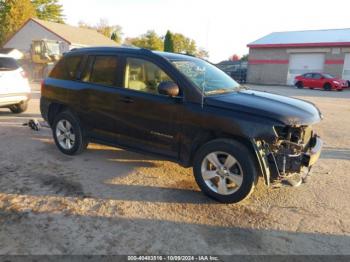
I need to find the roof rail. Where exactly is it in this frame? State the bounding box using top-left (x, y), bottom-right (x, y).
top-left (140, 48), bottom-right (153, 54)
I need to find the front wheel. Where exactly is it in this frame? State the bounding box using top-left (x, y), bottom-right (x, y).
top-left (52, 111), bottom-right (89, 155)
top-left (323, 83), bottom-right (332, 91)
top-left (193, 139), bottom-right (257, 203)
top-left (10, 101), bottom-right (28, 113)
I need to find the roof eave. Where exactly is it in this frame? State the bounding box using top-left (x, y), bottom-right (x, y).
top-left (248, 42), bottom-right (350, 48)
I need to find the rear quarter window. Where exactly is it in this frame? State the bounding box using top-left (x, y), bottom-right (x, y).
top-left (50, 55), bottom-right (82, 80)
top-left (0, 57), bottom-right (19, 71)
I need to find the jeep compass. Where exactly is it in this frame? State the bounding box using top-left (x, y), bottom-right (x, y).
top-left (40, 47), bottom-right (323, 203)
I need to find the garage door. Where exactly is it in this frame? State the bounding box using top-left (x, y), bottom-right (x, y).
top-left (287, 54), bottom-right (325, 85)
top-left (342, 53), bottom-right (350, 81)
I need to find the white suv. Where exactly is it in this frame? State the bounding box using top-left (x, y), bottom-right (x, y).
top-left (0, 54), bottom-right (31, 113)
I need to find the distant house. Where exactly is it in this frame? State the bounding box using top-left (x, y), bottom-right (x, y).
top-left (0, 48), bottom-right (23, 59)
top-left (247, 28), bottom-right (350, 85)
top-left (3, 18), bottom-right (117, 54)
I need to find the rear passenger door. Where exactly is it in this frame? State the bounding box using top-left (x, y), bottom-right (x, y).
top-left (77, 54), bottom-right (126, 137)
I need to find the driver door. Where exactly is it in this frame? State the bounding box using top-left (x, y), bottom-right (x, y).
top-left (115, 56), bottom-right (183, 158)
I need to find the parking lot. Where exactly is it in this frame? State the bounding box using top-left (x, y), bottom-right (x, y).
top-left (0, 84), bottom-right (349, 255)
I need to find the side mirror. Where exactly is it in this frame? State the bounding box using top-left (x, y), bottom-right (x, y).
top-left (158, 81), bottom-right (179, 97)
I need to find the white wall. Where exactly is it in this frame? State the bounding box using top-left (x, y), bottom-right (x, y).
top-left (3, 20), bottom-right (70, 54)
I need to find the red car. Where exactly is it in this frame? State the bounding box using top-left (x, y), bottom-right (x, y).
top-left (294, 73), bottom-right (348, 91)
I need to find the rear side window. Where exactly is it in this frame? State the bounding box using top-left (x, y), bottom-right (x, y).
top-left (81, 56), bottom-right (118, 87)
top-left (50, 55), bottom-right (82, 80)
top-left (0, 57), bottom-right (19, 71)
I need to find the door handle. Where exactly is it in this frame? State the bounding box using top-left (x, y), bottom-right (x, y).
top-left (120, 97), bottom-right (134, 103)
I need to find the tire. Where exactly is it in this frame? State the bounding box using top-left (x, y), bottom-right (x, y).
top-left (52, 110), bottom-right (89, 155)
top-left (296, 81), bottom-right (303, 89)
top-left (193, 139), bottom-right (257, 203)
top-left (323, 83), bottom-right (332, 91)
top-left (10, 101), bottom-right (28, 113)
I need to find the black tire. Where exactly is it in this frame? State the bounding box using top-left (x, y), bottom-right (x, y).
top-left (323, 83), bottom-right (332, 91)
top-left (52, 110), bottom-right (88, 155)
top-left (296, 81), bottom-right (303, 89)
top-left (9, 101), bottom-right (28, 113)
top-left (193, 139), bottom-right (257, 203)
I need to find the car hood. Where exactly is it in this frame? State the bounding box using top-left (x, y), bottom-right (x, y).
top-left (205, 89), bottom-right (322, 125)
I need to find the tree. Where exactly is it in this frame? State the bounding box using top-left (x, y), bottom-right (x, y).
top-left (240, 54), bottom-right (249, 61)
top-left (31, 0), bottom-right (64, 23)
top-left (164, 30), bottom-right (174, 52)
top-left (172, 33), bottom-right (197, 55)
top-left (230, 54), bottom-right (240, 61)
top-left (0, 0), bottom-right (36, 45)
top-left (110, 25), bottom-right (123, 45)
top-left (95, 19), bottom-right (113, 38)
top-left (78, 19), bottom-right (123, 44)
top-left (129, 30), bottom-right (163, 51)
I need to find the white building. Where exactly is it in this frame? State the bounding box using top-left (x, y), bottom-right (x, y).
top-left (3, 18), bottom-right (117, 53)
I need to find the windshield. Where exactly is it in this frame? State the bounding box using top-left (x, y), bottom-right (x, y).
top-left (323, 73), bottom-right (335, 79)
top-left (0, 57), bottom-right (19, 71)
top-left (170, 58), bottom-right (241, 95)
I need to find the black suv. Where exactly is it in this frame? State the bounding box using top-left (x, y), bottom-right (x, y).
top-left (40, 47), bottom-right (323, 203)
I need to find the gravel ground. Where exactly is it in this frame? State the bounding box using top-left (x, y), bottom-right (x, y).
top-left (0, 84), bottom-right (349, 255)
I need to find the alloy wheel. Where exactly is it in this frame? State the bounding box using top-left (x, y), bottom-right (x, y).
top-left (201, 151), bottom-right (243, 195)
top-left (55, 119), bottom-right (76, 150)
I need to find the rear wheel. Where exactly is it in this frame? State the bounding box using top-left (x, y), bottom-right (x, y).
top-left (52, 111), bottom-right (89, 155)
top-left (10, 101), bottom-right (28, 113)
top-left (296, 81), bottom-right (303, 89)
top-left (323, 83), bottom-right (332, 91)
top-left (193, 139), bottom-right (257, 203)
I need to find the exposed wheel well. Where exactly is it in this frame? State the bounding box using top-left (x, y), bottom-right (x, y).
top-left (189, 132), bottom-right (262, 185)
top-left (47, 103), bottom-right (67, 126)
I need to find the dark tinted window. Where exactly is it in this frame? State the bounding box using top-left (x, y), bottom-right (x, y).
top-left (50, 55), bottom-right (82, 80)
top-left (0, 57), bottom-right (19, 71)
top-left (312, 73), bottom-right (322, 79)
top-left (81, 56), bottom-right (94, 82)
top-left (304, 73), bottom-right (313, 78)
top-left (82, 56), bottom-right (118, 86)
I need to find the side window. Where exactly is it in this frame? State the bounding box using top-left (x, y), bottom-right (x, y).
top-left (304, 73), bottom-right (312, 78)
top-left (313, 73), bottom-right (322, 79)
top-left (124, 57), bottom-right (173, 94)
top-left (81, 56), bottom-right (118, 87)
top-left (50, 55), bottom-right (82, 80)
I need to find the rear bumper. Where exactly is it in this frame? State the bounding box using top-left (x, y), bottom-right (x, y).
top-left (40, 96), bottom-right (50, 122)
top-left (302, 135), bottom-right (323, 167)
top-left (0, 92), bottom-right (30, 107)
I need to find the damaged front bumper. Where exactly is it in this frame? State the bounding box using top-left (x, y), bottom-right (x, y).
top-left (253, 131), bottom-right (323, 186)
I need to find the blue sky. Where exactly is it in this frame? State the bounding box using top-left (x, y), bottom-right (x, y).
top-left (60, 0), bottom-right (350, 63)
